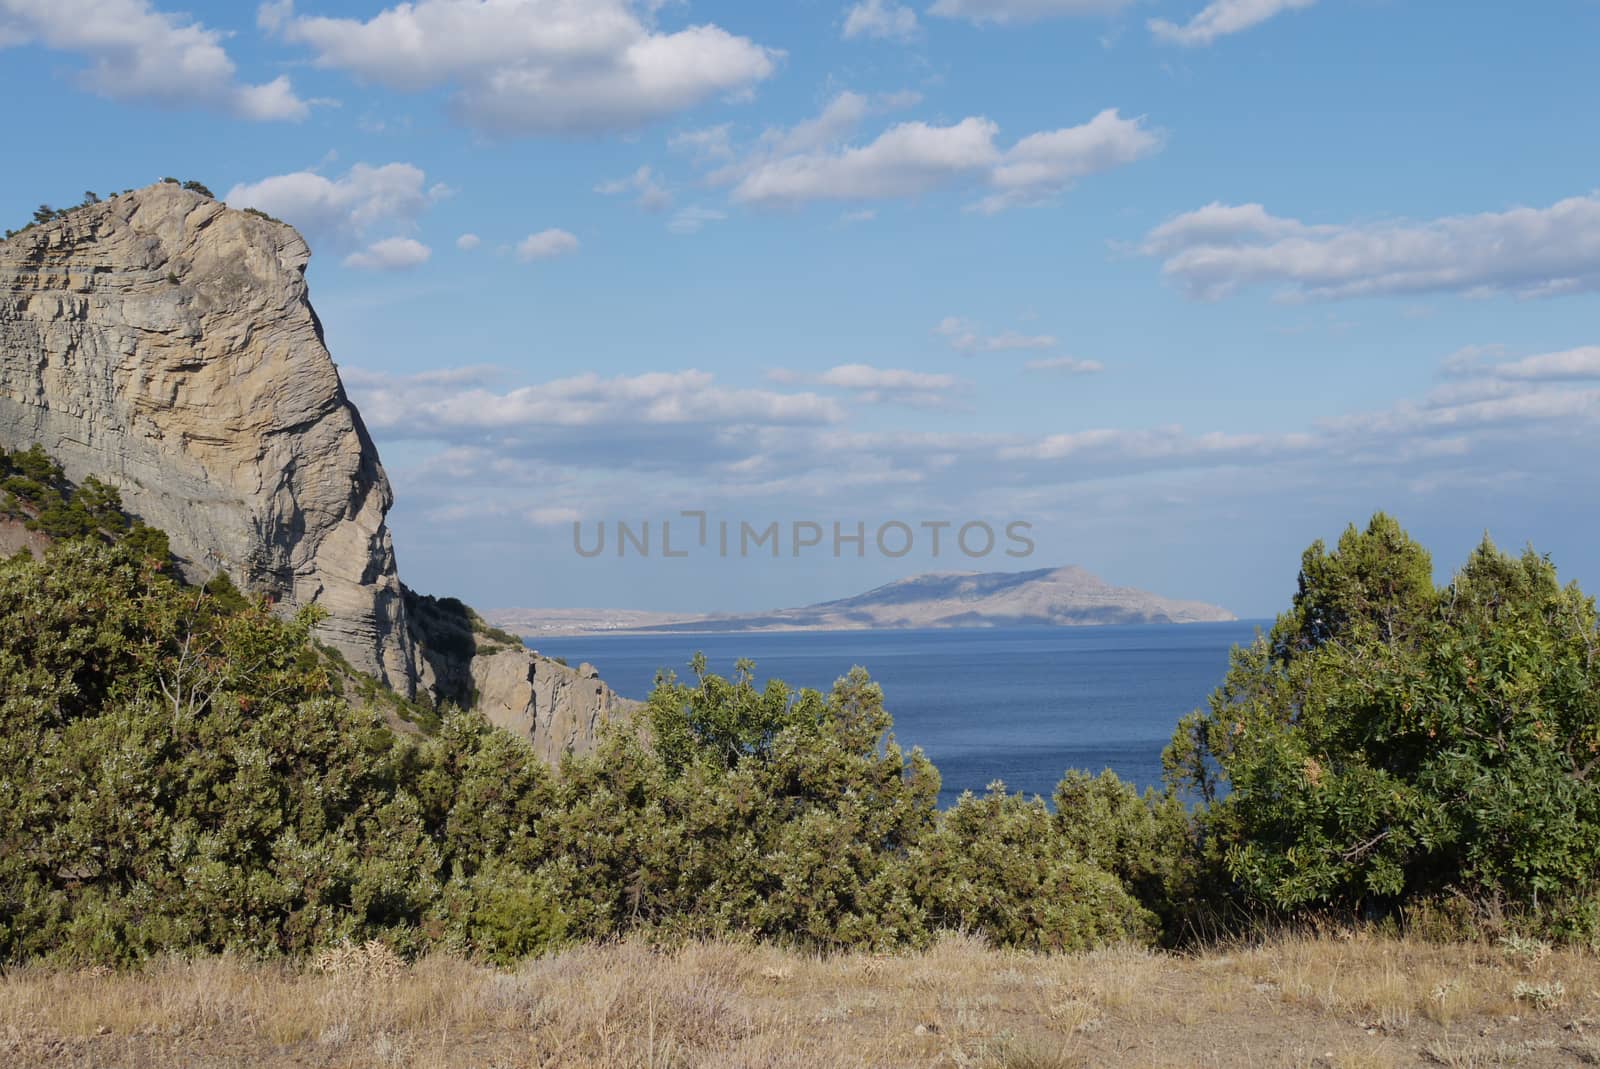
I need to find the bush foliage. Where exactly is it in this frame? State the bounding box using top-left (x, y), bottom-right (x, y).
top-left (0, 539), bottom-right (1166, 965)
top-left (1, 444), bottom-right (169, 560)
top-left (1166, 513), bottom-right (1600, 934)
top-left (4, 482), bottom-right (1599, 964)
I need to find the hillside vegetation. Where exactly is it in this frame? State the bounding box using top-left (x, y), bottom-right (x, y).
top-left (2, 443), bottom-right (1600, 971)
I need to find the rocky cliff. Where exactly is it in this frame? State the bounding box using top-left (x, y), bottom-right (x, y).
top-left (0, 182), bottom-right (627, 760)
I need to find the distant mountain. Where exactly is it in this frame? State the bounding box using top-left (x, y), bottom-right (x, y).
top-left (488, 566), bottom-right (1235, 637)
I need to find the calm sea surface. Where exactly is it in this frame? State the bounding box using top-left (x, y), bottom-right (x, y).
top-left (529, 623), bottom-right (1265, 806)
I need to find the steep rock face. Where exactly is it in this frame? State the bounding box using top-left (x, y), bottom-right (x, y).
top-left (470, 653), bottom-right (618, 765)
top-left (402, 588), bottom-right (636, 754)
top-left (0, 184), bottom-right (628, 755)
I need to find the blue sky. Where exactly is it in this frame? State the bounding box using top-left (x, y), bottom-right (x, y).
top-left (3, 0), bottom-right (1599, 617)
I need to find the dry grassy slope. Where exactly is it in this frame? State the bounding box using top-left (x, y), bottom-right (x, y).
top-left (3, 933), bottom-right (1597, 1068)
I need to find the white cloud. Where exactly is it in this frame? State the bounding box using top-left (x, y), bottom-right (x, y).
top-left (843, 0), bottom-right (919, 41)
top-left (935, 317), bottom-right (1057, 353)
top-left (456, 233), bottom-right (482, 251)
top-left (343, 236), bottom-right (432, 270)
top-left (516, 228), bottom-right (580, 261)
top-left (1314, 346), bottom-right (1600, 446)
top-left (346, 366), bottom-right (846, 439)
top-left (269, 0), bottom-right (778, 135)
top-left (0, 0), bottom-right (308, 119)
top-left (716, 90), bottom-right (914, 174)
top-left (929, 0), bottom-right (1134, 26)
top-left (1325, 386), bottom-right (1600, 440)
top-left (1149, 0), bottom-right (1316, 47)
top-left (351, 342), bottom-right (1600, 554)
top-left (669, 124), bottom-right (735, 163)
top-left (1141, 201), bottom-right (1307, 254)
top-left (224, 162), bottom-right (439, 245)
top-left (1026, 356), bottom-right (1104, 374)
top-left (769, 364), bottom-right (962, 407)
top-left (732, 116), bottom-right (996, 203)
top-left (667, 206), bottom-right (727, 235)
top-left (525, 506), bottom-right (582, 527)
top-left (1140, 193), bottom-right (1600, 301)
top-left (595, 165), bottom-right (671, 212)
top-left (977, 108), bottom-right (1165, 212)
top-left (815, 364), bottom-right (957, 391)
top-left (1001, 426), bottom-right (1314, 462)
top-left (725, 104), bottom-right (1159, 210)
top-left (1445, 345), bottom-right (1600, 383)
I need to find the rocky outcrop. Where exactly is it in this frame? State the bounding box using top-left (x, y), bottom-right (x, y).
top-left (0, 183), bottom-right (628, 756)
top-left (470, 653), bottom-right (618, 765)
top-left (402, 588), bottom-right (635, 757)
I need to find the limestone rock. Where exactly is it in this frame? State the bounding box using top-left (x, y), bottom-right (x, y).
top-left (0, 183), bottom-right (625, 758)
top-left (470, 650), bottom-right (622, 765)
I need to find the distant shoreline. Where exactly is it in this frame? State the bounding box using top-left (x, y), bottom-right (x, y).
top-left (508, 618), bottom-right (1265, 640)
top-left (489, 564), bottom-right (1239, 638)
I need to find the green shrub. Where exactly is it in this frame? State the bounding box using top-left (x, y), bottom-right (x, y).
top-left (907, 786), bottom-right (1156, 951)
top-left (0, 543), bottom-right (1170, 964)
top-left (1053, 769), bottom-right (1199, 939)
top-left (121, 523), bottom-right (170, 564)
top-left (1166, 514), bottom-right (1600, 930)
top-left (203, 570), bottom-right (251, 614)
top-left (436, 860), bottom-right (567, 964)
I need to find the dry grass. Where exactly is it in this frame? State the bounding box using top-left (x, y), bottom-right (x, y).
top-left (2, 932), bottom-right (1598, 1068)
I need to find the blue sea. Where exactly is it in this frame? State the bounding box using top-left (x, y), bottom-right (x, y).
top-left (529, 623), bottom-right (1265, 806)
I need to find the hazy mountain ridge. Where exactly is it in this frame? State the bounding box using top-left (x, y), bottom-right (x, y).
top-left (489, 566), bottom-right (1235, 636)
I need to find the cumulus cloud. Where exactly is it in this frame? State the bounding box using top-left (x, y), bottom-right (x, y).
top-left (843, 0), bottom-right (919, 41)
top-left (267, 0), bottom-right (778, 135)
top-left (935, 317), bottom-right (1057, 353)
top-left (721, 101), bottom-right (1160, 211)
top-left (721, 90), bottom-right (916, 169)
top-left (1149, 0), bottom-right (1316, 47)
top-left (0, 0), bottom-right (308, 119)
top-left (456, 233), bottom-right (482, 251)
top-left (733, 116), bottom-right (997, 203)
top-left (1140, 193), bottom-right (1600, 301)
top-left (516, 228), bottom-right (580, 261)
top-left (928, 0), bottom-right (1134, 26)
top-left (1025, 356), bottom-right (1104, 374)
top-left (343, 236), bottom-right (432, 270)
top-left (225, 162), bottom-right (441, 246)
top-left (595, 165), bottom-right (671, 212)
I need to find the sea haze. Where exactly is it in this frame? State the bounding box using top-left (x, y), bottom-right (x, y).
top-left (530, 622), bottom-right (1266, 807)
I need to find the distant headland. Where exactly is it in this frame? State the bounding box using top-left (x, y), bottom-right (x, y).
top-left (487, 565), bottom-right (1235, 636)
